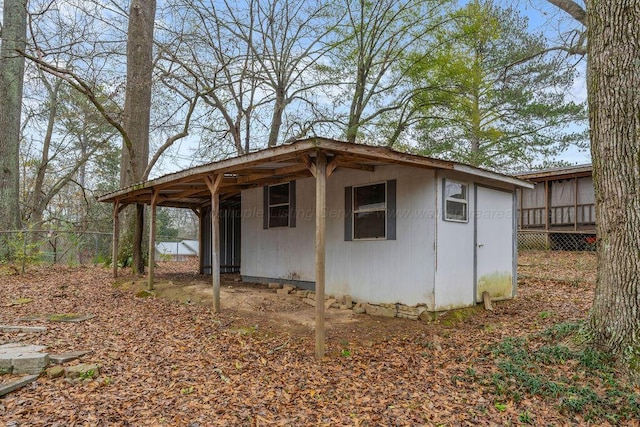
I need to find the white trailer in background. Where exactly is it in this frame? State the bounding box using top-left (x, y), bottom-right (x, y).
top-left (517, 165), bottom-right (596, 250)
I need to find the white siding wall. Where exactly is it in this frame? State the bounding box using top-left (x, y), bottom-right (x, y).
top-left (434, 171), bottom-right (476, 310)
top-left (241, 165), bottom-right (437, 307)
top-left (326, 166), bottom-right (436, 307)
top-left (241, 178), bottom-right (316, 281)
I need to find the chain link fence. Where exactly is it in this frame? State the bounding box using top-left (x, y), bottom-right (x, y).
top-left (518, 231), bottom-right (598, 284)
top-left (0, 230), bottom-right (114, 268)
top-left (0, 230), bottom-right (200, 271)
top-left (518, 231), bottom-right (597, 252)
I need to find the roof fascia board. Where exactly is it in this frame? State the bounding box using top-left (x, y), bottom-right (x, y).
top-left (516, 169), bottom-right (593, 181)
top-left (453, 164), bottom-right (534, 189)
top-left (515, 164), bottom-right (592, 179)
top-left (312, 138), bottom-right (455, 169)
top-left (98, 142), bottom-right (318, 202)
top-left (99, 137), bottom-right (531, 203)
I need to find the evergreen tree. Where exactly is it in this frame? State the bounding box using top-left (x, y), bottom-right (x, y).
top-left (410, 0), bottom-right (587, 171)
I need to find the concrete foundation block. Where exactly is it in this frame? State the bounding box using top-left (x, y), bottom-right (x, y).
top-left (364, 304), bottom-right (397, 318)
top-left (324, 299), bottom-right (337, 309)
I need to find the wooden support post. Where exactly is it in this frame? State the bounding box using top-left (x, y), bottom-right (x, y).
top-left (544, 180), bottom-right (550, 248)
top-left (112, 202), bottom-right (120, 278)
top-left (148, 190), bottom-right (159, 290)
top-left (574, 177), bottom-right (578, 231)
top-left (519, 189), bottom-right (524, 229)
top-left (482, 291), bottom-right (494, 312)
top-left (205, 174), bottom-right (224, 313)
top-left (192, 208), bottom-right (204, 274)
top-left (315, 152), bottom-right (327, 360)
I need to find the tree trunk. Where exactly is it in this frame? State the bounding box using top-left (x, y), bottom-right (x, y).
top-left (29, 79), bottom-right (61, 231)
top-left (0, 0), bottom-right (27, 256)
top-left (267, 91), bottom-right (286, 147)
top-left (346, 66), bottom-right (367, 144)
top-left (119, 0), bottom-right (156, 274)
top-left (586, 1), bottom-right (640, 369)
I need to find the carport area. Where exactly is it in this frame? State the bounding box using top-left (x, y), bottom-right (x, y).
top-left (99, 138), bottom-right (449, 359)
top-left (114, 260), bottom-right (371, 336)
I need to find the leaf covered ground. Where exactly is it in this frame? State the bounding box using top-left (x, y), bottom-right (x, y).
top-left (1, 251), bottom-right (638, 426)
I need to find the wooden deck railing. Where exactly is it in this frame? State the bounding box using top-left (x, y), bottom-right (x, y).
top-left (519, 203), bottom-right (595, 229)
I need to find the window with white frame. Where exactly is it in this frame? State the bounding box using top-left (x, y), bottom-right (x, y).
top-left (268, 183), bottom-right (290, 228)
top-left (353, 182), bottom-right (387, 239)
top-left (443, 179), bottom-right (468, 222)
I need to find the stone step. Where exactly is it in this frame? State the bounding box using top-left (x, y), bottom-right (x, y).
top-left (49, 351), bottom-right (91, 365)
top-left (0, 325), bottom-right (47, 333)
top-left (9, 353), bottom-right (49, 375)
top-left (0, 343), bottom-right (49, 375)
top-left (0, 375), bottom-right (39, 397)
top-left (0, 343), bottom-right (46, 352)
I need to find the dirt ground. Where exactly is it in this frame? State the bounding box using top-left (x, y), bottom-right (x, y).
top-left (125, 252), bottom-right (599, 341)
top-left (2, 250), bottom-right (628, 426)
top-left (116, 260), bottom-right (391, 338)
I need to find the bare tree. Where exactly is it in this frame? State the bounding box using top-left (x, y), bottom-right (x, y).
top-left (21, 0), bottom-right (204, 271)
top-left (164, 0), bottom-right (261, 155)
top-left (21, 71), bottom-right (117, 231)
top-left (246, 0), bottom-right (337, 147)
top-left (161, 0), bottom-right (336, 156)
top-left (328, 0), bottom-right (450, 144)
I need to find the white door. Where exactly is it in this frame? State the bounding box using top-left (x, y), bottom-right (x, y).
top-left (475, 186), bottom-right (515, 302)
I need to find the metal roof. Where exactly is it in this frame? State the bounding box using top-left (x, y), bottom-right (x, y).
top-left (99, 137), bottom-right (532, 208)
top-left (156, 240), bottom-right (199, 256)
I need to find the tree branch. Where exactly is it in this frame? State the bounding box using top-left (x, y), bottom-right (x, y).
top-left (545, 0), bottom-right (587, 26)
top-left (20, 51), bottom-right (132, 150)
top-left (144, 94), bottom-right (200, 180)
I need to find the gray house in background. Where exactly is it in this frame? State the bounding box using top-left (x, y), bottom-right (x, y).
top-left (516, 164), bottom-right (596, 250)
top-left (155, 240), bottom-right (199, 261)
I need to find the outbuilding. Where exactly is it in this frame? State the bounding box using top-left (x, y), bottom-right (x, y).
top-left (155, 239), bottom-right (199, 262)
top-left (516, 164), bottom-right (596, 250)
top-left (99, 137), bottom-right (532, 357)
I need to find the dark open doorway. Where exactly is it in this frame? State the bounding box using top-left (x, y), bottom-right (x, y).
top-left (201, 194), bottom-right (241, 274)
